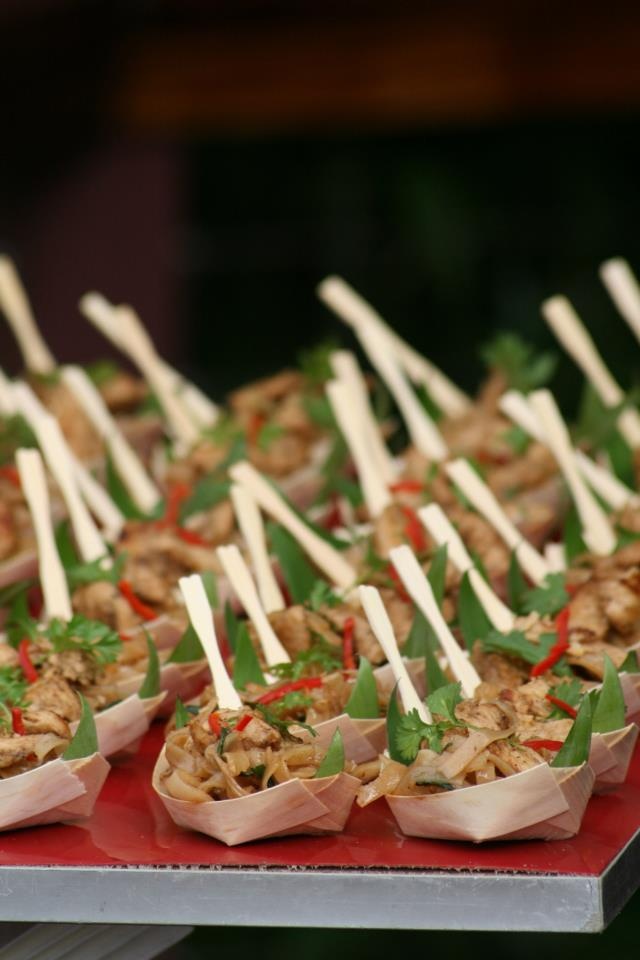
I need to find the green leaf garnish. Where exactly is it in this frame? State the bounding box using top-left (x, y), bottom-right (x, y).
top-left (483, 629), bottom-right (572, 676)
top-left (65, 553), bottom-right (126, 590)
top-left (427, 544), bottom-right (448, 606)
top-left (106, 453), bottom-right (155, 520)
top-left (458, 571), bottom-right (491, 648)
top-left (55, 520), bottom-right (80, 568)
top-left (546, 678), bottom-right (583, 718)
top-left (314, 728), bottom-right (345, 778)
top-left (426, 682), bottom-right (462, 723)
top-left (200, 570), bottom-right (218, 609)
top-left (307, 580), bottom-right (340, 611)
top-left (233, 623), bottom-right (266, 689)
top-left (298, 340), bottom-right (341, 385)
top-left (481, 332), bottom-right (557, 393)
top-left (179, 479), bottom-right (231, 523)
top-left (425, 644), bottom-right (448, 693)
top-left (174, 697), bottom-right (191, 729)
top-left (551, 694), bottom-right (593, 767)
top-left (394, 708), bottom-right (445, 763)
top-left (85, 359), bottom-right (119, 387)
top-left (0, 414), bottom-right (37, 465)
top-left (619, 650), bottom-right (640, 674)
top-left (257, 423), bottom-right (285, 451)
top-left (522, 573), bottom-right (569, 617)
top-left (224, 601), bottom-right (240, 653)
top-left (168, 624), bottom-right (205, 663)
top-left (47, 616), bottom-right (122, 665)
top-left (563, 505), bottom-right (587, 562)
top-left (268, 523), bottom-right (318, 603)
top-left (502, 425), bottom-right (531, 456)
top-left (507, 551), bottom-right (527, 613)
top-left (386, 685), bottom-right (406, 764)
top-left (403, 608), bottom-right (437, 659)
top-left (344, 657), bottom-right (379, 719)
top-left (270, 636), bottom-right (341, 681)
top-left (606, 431), bottom-right (636, 489)
top-left (63, 695), bottom-right (99, 760)
top-left (0, 665), bottom-right (28, 709)
top-left (138, 633), bottom-right (160, 699)
top-left (592, 655), bottom-right (626, 734)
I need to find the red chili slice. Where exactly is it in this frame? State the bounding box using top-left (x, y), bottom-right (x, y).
top-left (386, 563), bottom-right (411, 604)
top-left (545, 693), bottom-right (577, 718)
top-left (400, 505), bottom-right (426, 553)
top-left (235, 714), bottom-right (252, 732)
top-left (342, 616), bottom-right (356, 671)
top-left (117, 580), bottom-right (157, 621)
top-left (247, 413), bottom-right (266, 447)
top-left (208, 712), bottom-right (222, 736)
top-left (522, 739), bottom-right (563, 752)
top-left (18, 639), bottom-right (38, 684)
top-left (0, 465), bottom-right (21, 488)
top-left (175, 527), bottom-right (210, 547)
top-left (256, 677), bottom-right (323, 706)
top-left (389, 480), bottom-right (424, 494)
top-left (11, 707), bottom-right (25, 735)
top-left (159, 483), bottom-right (192, 528)
top-left (530, 606), bottom-right (571, 677)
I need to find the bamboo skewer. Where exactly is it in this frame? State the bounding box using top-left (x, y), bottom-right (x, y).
top-left (0, 367), bottom-right (16, 416)
top-left (388, 545), bottom-right (481, 698)
top-left (61, 365), bottom-right (161, 515)
top-left (230, 484), bottom-right (285, 614)
top-left (0, 256), bottom-right (56, 375)
top-left (179, 574), bottom-right (242, 710)
top-left (325, 379), bottom-right (392, 518)
top-left (600, 258), bottom-right (640, 342)
top-left (545, 543), bottom-right (567, 572)
top-left (542, 294), bottom-right (640, 448)
top-left (359, 585), bottom-right (431, 722)
top-left (329, 350), bottom-right (398, 484)
top-left (11, 382), bottom-right (107, 564)
top-left (229, 461), bottom-right (357, 590)
top-left (445, 458), bottom-right (549, 584)
top-left (529, 390), bottom-right (617, 556)
top-left (317, 276), bottom-right (471, 417)
top-left (16, 449), bottom-right (72, 621)
top-left (418, 503), bottom-right (515, 632)
top-left (80, 294), bottom-right (199, 451)
top-left (216, 544), bottom-right (290, 666)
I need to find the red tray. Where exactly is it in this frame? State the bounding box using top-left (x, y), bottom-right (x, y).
top-left (1, 723), bottom-right (639, 877)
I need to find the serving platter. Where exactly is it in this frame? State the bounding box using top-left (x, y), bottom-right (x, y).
top-left (0, 724), bottom-right (638, 936)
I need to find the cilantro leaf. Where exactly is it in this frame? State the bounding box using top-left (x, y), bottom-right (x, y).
top-left (314, 728), bottom-right (345, 778)
top-left (394, 708), bottom-right (445, 763)
top-left (270, 636), bottom-right (342, 681)
top-left (546, 678), bottom-right (583, 718)
top-left (426, 682), bottom-right (462, 723)
top-left (307, 580), bottom-right (340, 611)
top-left (481, 332), bottom-right (557, 393)
top-left (47, 616), bottom-right (122, 665)
top-left (0, 665), bottom-right (28, 709)
top-left (65, 554), bottom-right (126, 589)
top-left (298, 340), bottom-right (341, 385)
top-left (522, 573), bottom-right (569, 617)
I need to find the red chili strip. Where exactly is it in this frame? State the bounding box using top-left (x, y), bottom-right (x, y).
top-left (256, 677), bottom-right (323, 706)
top-left (117, 580), bottom-right (157, 621)
top-left (400, 505), bottom-right (427, 553)
top-left (522, 739), bottom-right (563, 752)
top-left (235, 714), bottom-right (252, 732)
top-left (175, 527), bottom-right (210, 547)
top-left (322, 493), bottom-right (342, 531)
top-left (0, 465), bottom-right (21, 488)
top-left (159, 483), bottom-right (192, 528)
top-left (389, 479), bottom-right (424, 494)
top-left (18, 639), bottom-right (38, 684)
top-left (11, 707), bottom-right (25, 735)
top-left (27, 584), bottom-right (43, 619)
top-left (386, 563), bottom-right (411, 604)
top-left (342, 616), bottom-right (356, 671)
top-left (208, 712), bottom-right (222, 736)
top-left (247, 412), bottom-right (266, 447)
top-left (545, 693), bottom-right (578, 718)
top-left (530, 606), bottom-right (571, 677)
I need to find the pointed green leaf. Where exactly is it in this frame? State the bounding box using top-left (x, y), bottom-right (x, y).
top-left (551, 694), bottom-right (593, 767)
top-left (427, 544), bottom-right (448, 606)
top-left (179, 479), bottom-right (231, 523)
top-left (200, 570), bottom-right (218, 609)
top-left (63, 695), bottom-right (99, 760)
top-left (592, 655), bottom-right (626, 733)
top-left (138, 633), bottom-right (160, 699)
top-left (403, 607), bottom-right (437, 659)
top-left (106, 453), bottom-right (153, 520)
top-left (344, 657), bottom-right (379, 719)
top-left (458, 572), bottom-right (491, 648)
top-left (522, 573), bottom-right (569, 617)
top-left (619, 650), bottom-right (640, 674)
top-left (314, 728), bottom-right (345, 778)
top-left (386, 684), bottom-right (408, 764)
top-left (168, 623), bottom-right (205, 663)
top-left (564, 505), bottom-right (587, 562)
top-left (233, 623), bottom-right (266, 689)
top-left (224, 601), bottom-right (240, 653)
top-left (267, 523), bottom-right (318, 603)
top-left (425, 644), bottom-right (448, 694)
top-left (174, 697), bottom-right (191, 730)
top-left (606, 431), bottom-right (636, 489)
top-left (507, 551), bottom-right (527, 613)
top-left (55, 520), bottom-right (80, 568)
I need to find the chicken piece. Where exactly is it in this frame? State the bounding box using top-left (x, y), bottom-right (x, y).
top-left (567, 640), bottom-right (629, 679)
top-left (599, 577), bottom-right (640, 635)
top-left (0, 499), bottom-right (18, 560)
top-left (567, 582), bottom-right (609, 644)
top-left (471, 643), bottom-right (530, 692)
top-left (261, 606), bottom-right (342, 659)
top-left (454, 699), bottom-right (513, 731)
top-left (72, 580), bottom-right (140, 631)
top-left (507, 677), bottom-right (553, 721)
top-left (323, 604), bottom-right (386, 665)
top-left (21, 708), bottom-right (71, 739)
top-left (229, 369), bottom-right (304, 415)
top-left (98, 370), bottom-right (148, 413)
top-left (373, 503), bottom-right (416, 558)
top-left (487, 739), bottom-right (541, 775)
top-left (236, 714), bottom-right (282, 749)
top-left (34, 381), bottom-right (103, 461)
top-left (248, 433), bottom-right (309, 477)
top-left (0, 733), bottom-right (64, 770)
top-left (41, 649), bottom-right (98, 687)
top-left (487, 444), bottom-right (558, 499)
top-left (24, 677), bottom-right (82, 721)
top-left (0, 644), bottom-right (19, 668)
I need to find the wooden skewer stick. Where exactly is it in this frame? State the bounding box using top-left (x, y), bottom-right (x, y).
top-left (354, 321), bottom-right (448, 461)
top-left (388, 545), bottom-right (481, 698)
top-left (80, 294), bottom-right (199, 451)
top-left (179, 574), bottom-right (242, 710)
top-left (317, 276), bottom-right (471, 417)
top-left (542, 294), bottom-right (640, 448)
top-left (600, 258), bottom-right (640, 343)
top-left (418, 503), bottom-right (515, 632)
top-left (359, 584), bottom-right (432, 721)
top-left (12, 382), bottom-right (107, 563)
top-left (73, 460), bottom-right (125, 544)
top-left (61, 365), bottom-right (161, 515)
top-left (217, 545), bottom-right (290, 666)
top-left (445, 458), bottom-right (549, 585)
top-left (326, 379), bottom-right (392, 518)
top-left (528, 390), bottom-right (617, 556)
top-left (330, 350), bottom-right (398, 483)
top-left (0, 256), bottom-right (56, 375)
top-left (228, 461), bottom-right (357, 590)
top-left (16, 448), bottom-right (72, 621)
top-left (499, 389), bottom-right (639, 511)
top-left (229, 484), bottom-right (285, 614)
top-left (545, 543), bottom-right (567, 573)
top-left (0, 367), bottom-right (17, 417)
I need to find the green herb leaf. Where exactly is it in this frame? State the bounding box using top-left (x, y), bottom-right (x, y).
top-left (546, 678), bottom-right (583, 718)
top-left (179, 479), bottom-right (231, 523)
top-left (394, 708), bottom-right (445, 763)
top-left (483, 629), bottom-right (571, 677)
top-left (168, 624), bottom-right (205, 663)
top-left (106, 453), bottom-right (153, 520)
top-left (65, 553), bottom-right (126, 589)
top-left (551, 693), bottom-right (593, 768)
top-left (270, 636), bottom-right (342, 681)
top-left (563, 505), bottom-right (587, 563)
top-left (425, 644), bottom-right (448, 693)
top-left (502, 425), bottom-right (531, 456)
top-left (303, 394), bottom-right (338, 429)
top-left (174, 697), bottom-right (191, 729)
top-left (307, 580), bottom-right (340, 611)
top-left (403, 607), bottom-right (437, 659)
top-left (233, 623), bottom-right (266, 689)
top-left (427, 543), bottom-right (448, 606)
top-left (481, 332), bottom-right (557, 393)
top-left (592, 655), bottom-right (626, 734)
top-left (201, 570), bottom-right (218, 609)
top-left (458, 572), bottom-right (491, 648)
top-left (63, 695), bottom-right (99, 760)
top-left (268, 523), bottom-right (318, 603)
top-left (314, 728), bottom-right (345, 778)
top-left (299, 340), bottom-right (341, 385)
top-left (55, 520), bottom-right (80, 568)
top-left (344, 657), bottom-right (379, 719)
top-left (386, 685), bottom-right (406, 764)
top-left (257, 423), bottom-right (285, 451)
top-left (606, 431), bottom-right (636, 489)
top-left (224, 601), bottom-right (240, 653)
top-left (507, 551), bottom-right (527, 613)
top-left (415, 383), bottom-right (443, 423)
top-left (426, 682), bottom-right (462, 723)
top-left (48, 615), bottom-right (122, 665)
top-left (0, 665), bottom-right (28, 709)
top-left (138, 633), bottom-right (160, 699)
top-left (619, 650), bottom-right (640, 674)
top-left (0, 414), bottom-right (37, 465)
top-left (522, 573), bottom-right (569, 617)
top-left (85, 359), bottom-right (119, 387)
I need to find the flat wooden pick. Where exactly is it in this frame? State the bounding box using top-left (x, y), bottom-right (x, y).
top-left (358, 584), bottom-right (431, 721)
top-left (16, 448), bottom-right (72, 621)
top-left (216, 544), bottom-right (290, 666)
top-left (229, 484), bottom-right (285, 614)
top-left (600, 258), bottom-right (640, 342)
top-left (0, 256), bottom-right (56, 374)
top-left (179, 574), bottom-right (242, 710)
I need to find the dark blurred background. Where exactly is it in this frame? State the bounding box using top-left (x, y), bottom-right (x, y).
top-left (2, 0), bottom-right (640, 951)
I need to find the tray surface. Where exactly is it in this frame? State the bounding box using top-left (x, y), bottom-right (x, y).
top-left (1, 724), bottom-right (639, 876)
